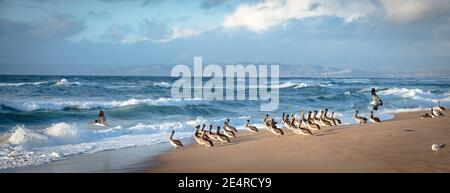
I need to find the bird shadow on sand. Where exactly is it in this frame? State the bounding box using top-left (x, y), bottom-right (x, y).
top-left (314, 130), bottom-right (339, 136)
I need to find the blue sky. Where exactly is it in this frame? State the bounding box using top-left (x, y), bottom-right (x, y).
top-left (0, 0), bottom-right (449, 77)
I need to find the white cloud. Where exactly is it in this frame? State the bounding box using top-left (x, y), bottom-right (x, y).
top-left (379, 0), bottom-right (450, 23)
top-left (120, 26), bottom-right (203, 44)
top-left (222, 0), bottom-right (377, 32)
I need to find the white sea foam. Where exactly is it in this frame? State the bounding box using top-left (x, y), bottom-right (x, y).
top-left (0, 81), bottom-right (50, 87)
top-left (152, 81), bottom-right (171, 88)
top-left (0, 120), bottom-right (196, 169)
top-left (0, 97), bottom-right (208, 112)
top-left (52, 79), bottom-right (81, 86)
top-left (379, 87), bottom-right (450, 103)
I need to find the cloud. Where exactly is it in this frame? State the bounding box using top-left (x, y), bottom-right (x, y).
top-left (100, 23), bottom-right (133, 42)
top-left (379, 0), bottom-right (450, 23)
top-left (120, 19), bottom-right (204, 44)
top-left (0, 14), bottom-right (85, 41)
top-left (222, 0), bottom-right (376, 32)
top-left (27, 14), bottom-right (85, 40)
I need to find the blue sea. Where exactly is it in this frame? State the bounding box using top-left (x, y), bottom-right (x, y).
top-left (0, 75), bottom-right (449, 169)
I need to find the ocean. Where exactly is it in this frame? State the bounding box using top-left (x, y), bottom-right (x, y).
top-left (0, 75), bottom-right (449, 169)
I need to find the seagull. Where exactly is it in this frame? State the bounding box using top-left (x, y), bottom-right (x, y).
top-left (431, 144), bottom-right (446, 152)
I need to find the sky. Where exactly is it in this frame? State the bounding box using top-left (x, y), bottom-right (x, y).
top-left (0, 0), bottom-right (449, 77)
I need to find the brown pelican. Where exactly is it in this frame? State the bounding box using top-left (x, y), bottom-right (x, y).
top-left (224, 119), bottom-right (238, 133)
top-left (306, 111), bottom-right (321, 130)
top-left (201, 132), bottom-right (214, 147)
top-left (354, 111), bottom-right (368, 124)
top-left (324, 109), bottom-right (337, 125)
top-left (168, 130), bottom-right (183, 148)
top-left (245, 120), bottom-right (259, 132)
top-left (331, 112), bottom-right (342, 124)
top-left (319, 111), bottom-right (333, 126)
top-left (370, 88), bottom-right (383, 110)
top-left (200, 124), bottom-right (211, 140)
top-left (290, 119), bottom-right (313, 136)
top-left (267, 121), bottom-right (284, 136)
top-left (207, 125), bottom-right (220, 142)
top-left (89, 110), bottom-right (109, 126)
top-left (216, 126), bottom-right (230, 143)
top-left (369, 111), bottom-right (381, 123)
top-left (194, 125), bottom-right (204, 146)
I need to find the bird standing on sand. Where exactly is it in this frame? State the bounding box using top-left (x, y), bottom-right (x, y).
top-left (216, 126), bottom-right (230, 143)
top-left (331, 112), bottom-right (341, 125)
top-left (353, 111), bottom-right (368, 124)
top-left (431, 108), bottom-right (445, 118)
top-left (306, 111), bottom-right (321, 130)
top-left (266, 121), bottom-right (284, 136)
top-left (431, 144), bottom-right (446, 152)
top-left (369, 111), bottom-right (381, 123)
top-left (224, 119), bottom-right (238, 133)
top-left (89, 110), bottom-right (109, 126)
top-left (370, 88), bottom-right (383, 110)
top-left (168, 130), bottom-right (183, 149)
top-left (201, 132), bottom-right (214, 147)
top-left (245, 120), bottom-right (259, 132)
top-left (194, 125), bottom-right (204, 146)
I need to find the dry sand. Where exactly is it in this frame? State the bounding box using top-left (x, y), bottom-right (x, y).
top-left (147, 110), bottom-right (450, 173)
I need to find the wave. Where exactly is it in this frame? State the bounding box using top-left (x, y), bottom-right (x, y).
top-left (0, 97), bottom-right (209, 112)
top-left (0, 81), bottom-right (50, 87)
top-left (379, 87), bottom-right (450, 103)
top-left (52, 78), bottom-right (81, 86)
top-left (0, 115), bottom-right (254, 169)
top-left (151, 81), bottom-right (171, 88)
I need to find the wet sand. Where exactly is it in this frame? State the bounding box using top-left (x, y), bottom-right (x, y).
top-left (147, 110), bottom-right (450, 173)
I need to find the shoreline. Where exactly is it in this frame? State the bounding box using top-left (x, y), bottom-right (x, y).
top-left (146, 109), bottom-right (450, 173)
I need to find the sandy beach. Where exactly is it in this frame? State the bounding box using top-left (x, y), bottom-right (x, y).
top-left (147, 110), bottom-right (450, 173)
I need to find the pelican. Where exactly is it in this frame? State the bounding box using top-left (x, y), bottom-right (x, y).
top-left (216, 126), bottom-right (230, 143)
top-left (245, 120), bottom-right (259, 132)
top-left (89, 110), bottom-right (109, 126)
top-left (319, 111), bottom-right (333, 127)
top-left (201, 132), bottom-right (214, 147)
top-left (306, 111), bottom-right (321, 130)
top-left (370, 88), bottom-right (383, 110)
top-left (267, 121), bottom-right (284, 136)
top-left (354, 111), bottom-right (368, 124)
top-left (223, 124), bottom-right (236, 138)
top-left (224, 119), bottom-right (238, 133)
top-left (331, 112), bottom-right (342, 125)
top-left (200, 124), bottom-right (211, 140)
top-left (324, 109), bottom-right (336, 125)
top-left (431, 108), bottom-right (445, 118)
top-left (290, 120), bottom-right (313, 136)
top-left (369, 111), bottom-right (381, 123)
top-left (168, 130), bottom-right (183, 149)
top-left (194, 125), bottom-right (204, 146)
top-left (207, 125), bottom-right (220, 142)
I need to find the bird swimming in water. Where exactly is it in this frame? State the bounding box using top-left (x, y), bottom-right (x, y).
top-left (89, 110), bottom-right (108, 126)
